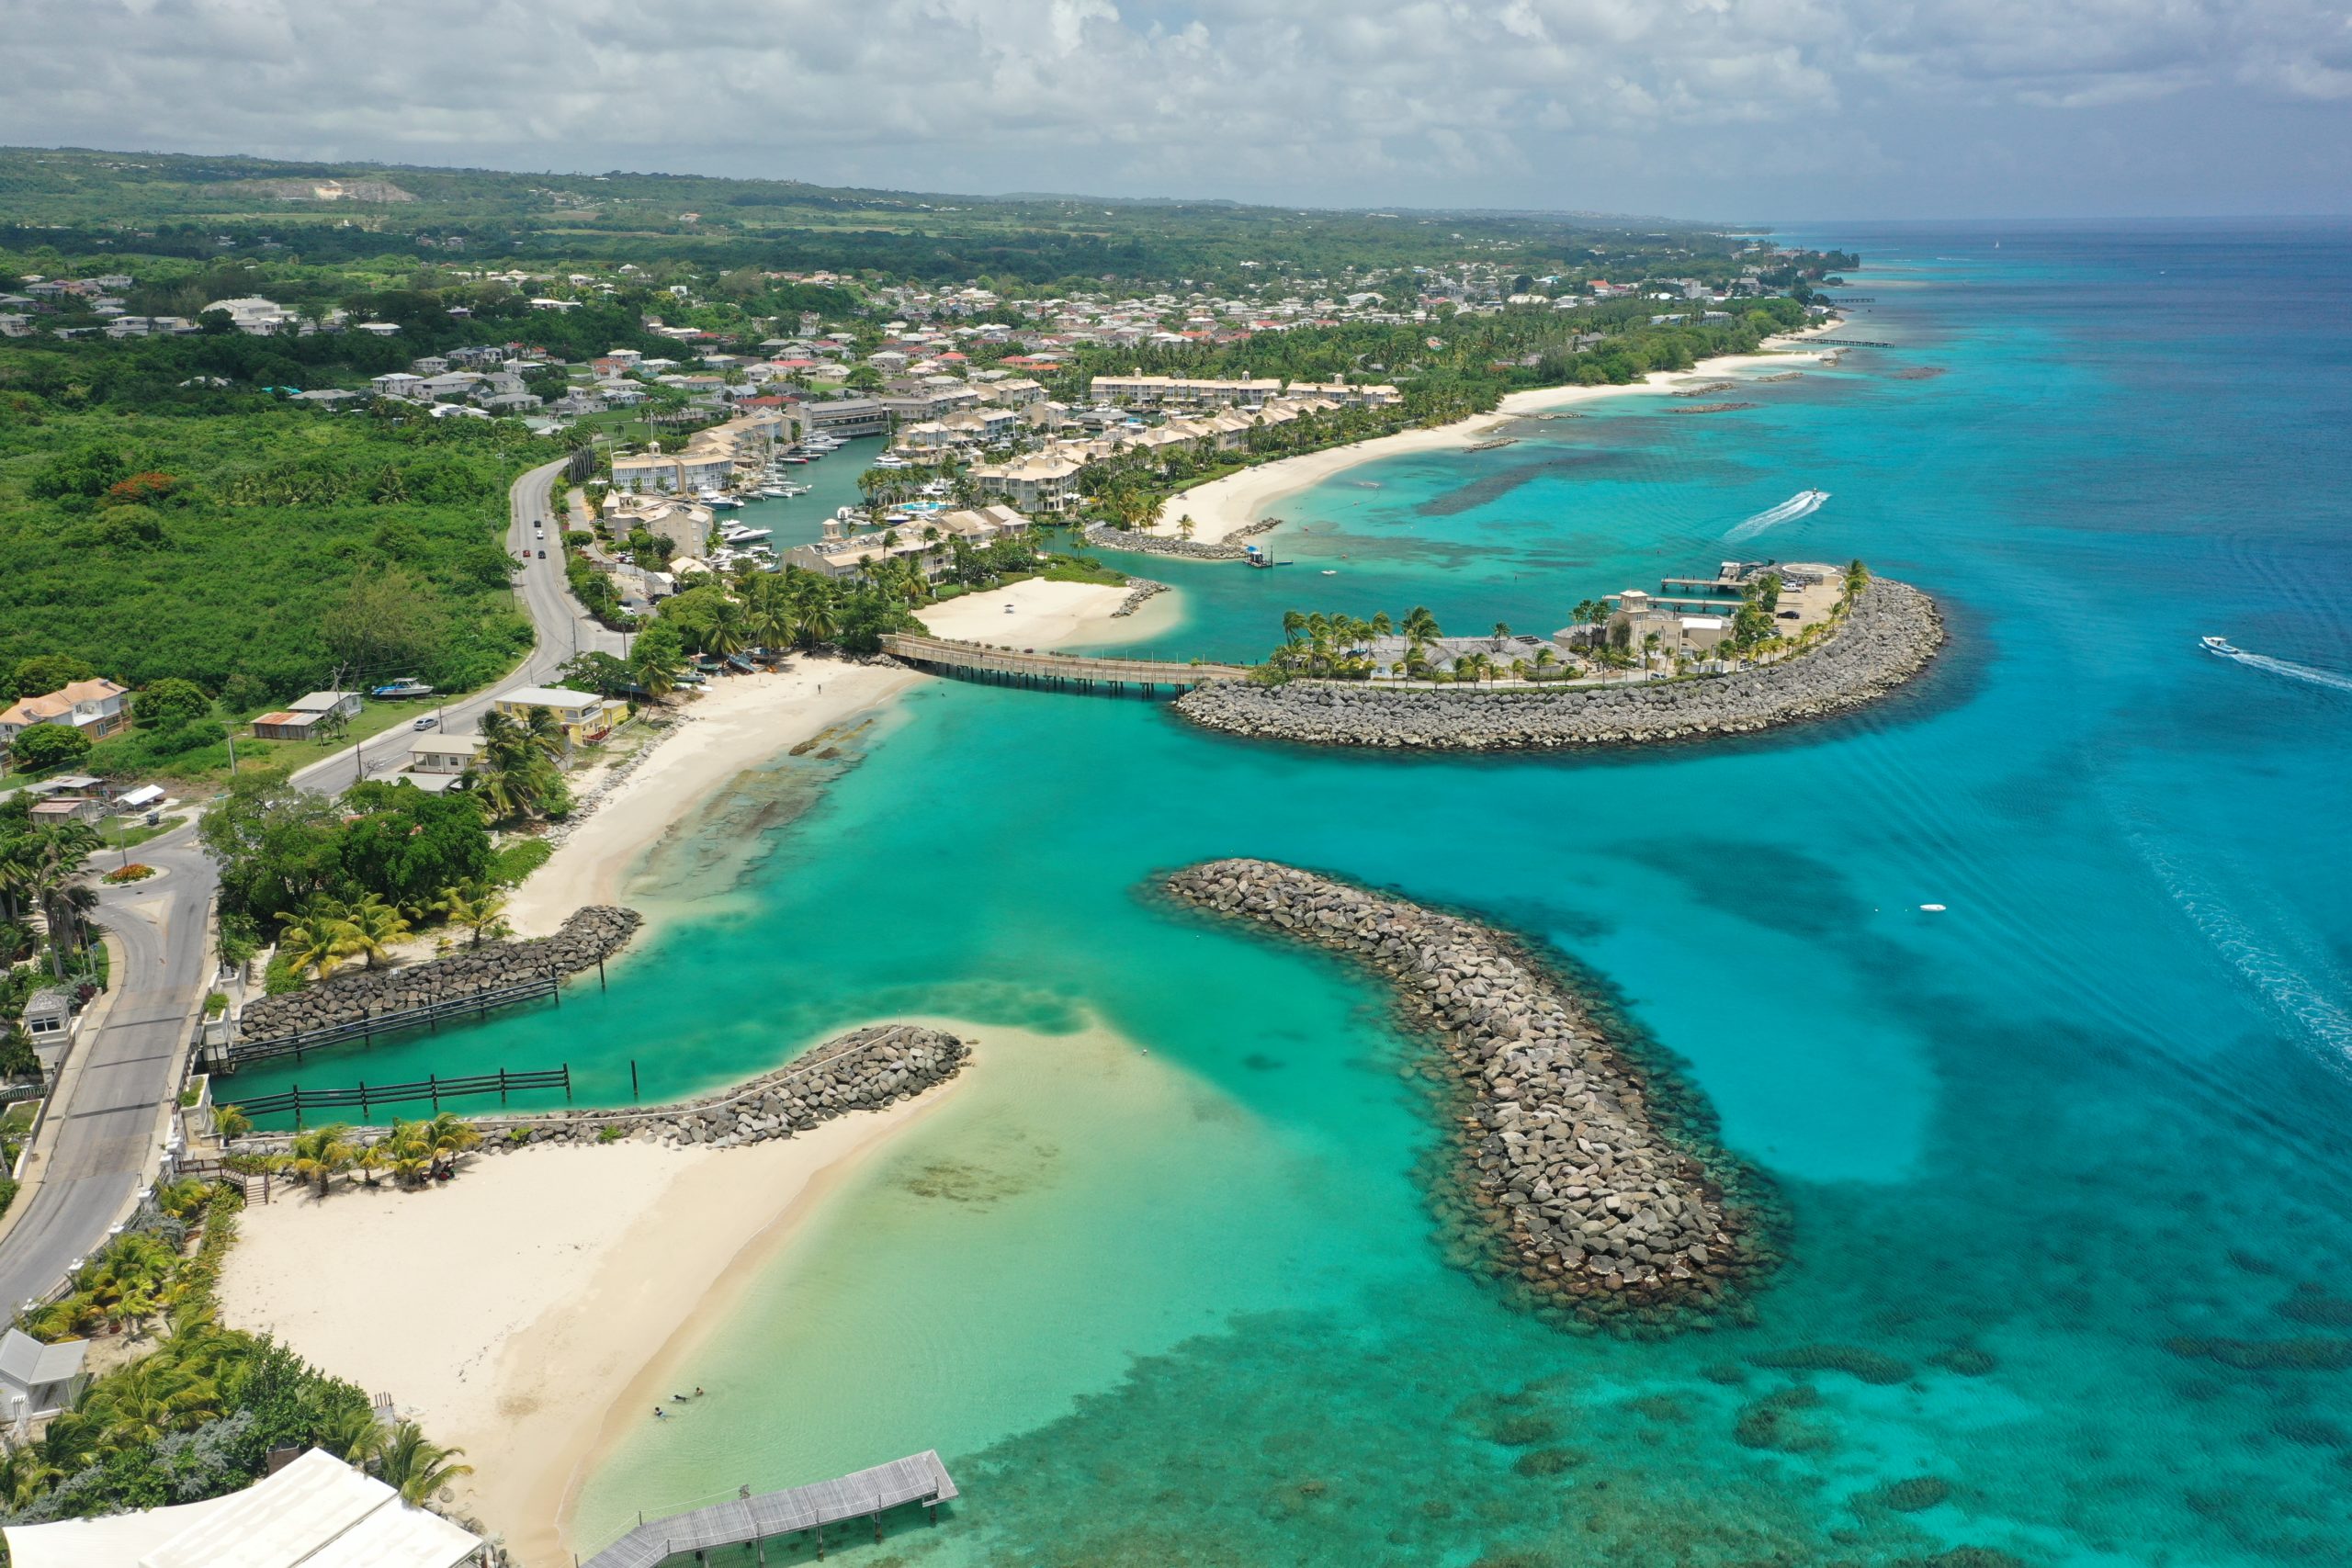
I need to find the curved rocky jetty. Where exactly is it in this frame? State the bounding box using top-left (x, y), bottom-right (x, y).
top-left (1166, 859), bottom-right (1775, 1328)
top-left (238, 906), bottom-right (642, 1040)
top-left (1175, 578), bottom-right (1941, 751)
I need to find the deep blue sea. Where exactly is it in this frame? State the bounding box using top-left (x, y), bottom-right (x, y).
top-left (249, 222), bottom-right (2352, 1566)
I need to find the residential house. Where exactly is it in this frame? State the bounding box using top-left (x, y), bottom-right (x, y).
top-left (248, 711), bottom-right (328, 741)
top-left (27, 796), bottom-right (102, 826)
top-left (0, 678), bottom-right (130, 745)
top-left (0, 1328), bottom-right (89, 1425)
top-left (492, 687), bottom-right (626, 750)
top-left (290, 691), bottom-right (362, 720)
top-left (18, 990), bottom-right (74, 1074)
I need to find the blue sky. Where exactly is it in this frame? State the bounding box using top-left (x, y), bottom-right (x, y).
top-left (5, 0), bottom-right (2346, 219)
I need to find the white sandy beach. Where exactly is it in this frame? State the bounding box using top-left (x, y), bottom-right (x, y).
top-left (506, 578), bottom-right (1165, 939)
top-left (915, 575), bottom-right (1167, 648)
top-left (503, 659), bottom-right (922, 938)
top-left (214, 1051), bottom-right (978, 1567)
top-left (1158, 321), bottom-right (1846, 545)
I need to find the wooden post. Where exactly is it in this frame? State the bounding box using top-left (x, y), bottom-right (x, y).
top-left (599, 954), bottom-right (607, 990)
top-left (563, 1064), bottom-right (572, 1104)
top-left (291, 1086), bottom-right (303, 1131)
top-left (815, 1525), bottom-right (823, 1560)
top-left (429, 1074), bottom-right (440, 1114)
top-left (357, 1081), bottom-right (369, 1119)
top-left (551, 962), bottom-right (561, 1006)
top-left (630, 1058), bottom-right (639, 1100)
top-left (499, 1068), bottom-right (509, 1107)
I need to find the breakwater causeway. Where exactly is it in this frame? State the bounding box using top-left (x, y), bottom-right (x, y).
top-left (1174, 579), bottom-right (1943, 750)
top-left (1165, 859), bottom-right (1776, 1329)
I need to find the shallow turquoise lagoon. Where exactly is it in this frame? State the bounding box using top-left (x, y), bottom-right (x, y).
top-left (245, 223), bottom-right (2352, 1566)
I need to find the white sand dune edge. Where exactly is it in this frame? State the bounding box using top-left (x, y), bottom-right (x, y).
top-left (214, 1044), bottom-right (979, 1567)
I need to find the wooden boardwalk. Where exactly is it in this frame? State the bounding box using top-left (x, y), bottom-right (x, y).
top-left (883, 633), bottom-right (1250, 694)
top-left (583, 1451), bottom-right (959, 1567)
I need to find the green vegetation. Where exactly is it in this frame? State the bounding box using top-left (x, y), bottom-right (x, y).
top-left (0, 797), bottom-right (106, 998)
top-left (0, 146), bottom-right (1834, 295)
top-left (0, 396), bottom-right (556, 708)
top-left (0, 1179), bottom-right (469, 1520)
top-left (249, 1113), bottom-right (485, 1198)
top-left (200, 772), bottom-right (492, 963)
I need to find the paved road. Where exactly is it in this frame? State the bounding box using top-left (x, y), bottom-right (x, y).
top-left (0, 827), bottom-right (218, 1312)
top-left (0, 459), bottom-right (616, 1308)
top-left (289, 457), bottom-right (625, 794)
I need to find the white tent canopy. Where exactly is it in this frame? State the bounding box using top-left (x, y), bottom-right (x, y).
top-left (3, 1449), bottom-right (480, 1568)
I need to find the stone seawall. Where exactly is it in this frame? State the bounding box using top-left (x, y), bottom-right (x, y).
top-left (1166, 859), bottom-right (1774, 1328)
top-left (231, 1023), bottom-right (968, 1151)
top-left (1112, 577), bottom-right (1170, 616)
top-left (238, 906), bottom-right (642, 1040)
top-left (1173, 579), bottom-right (1943, 751)
top-left (1085, 516), bottom-right (1280, 561)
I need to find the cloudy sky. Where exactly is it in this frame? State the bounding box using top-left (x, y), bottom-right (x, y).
top-left (7, 0), bottom-right (2348, 218)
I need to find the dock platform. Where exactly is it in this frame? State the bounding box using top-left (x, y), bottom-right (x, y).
top-left (584, 1451), bottom-right (959, 1567)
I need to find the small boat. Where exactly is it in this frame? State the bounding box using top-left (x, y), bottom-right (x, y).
top-left (1919, 904), bottom-right (1947, 913)
top-left (1320, 569), bottom-right (1337, 575)
top-left (2200, 636), bottom-right (2241, 657)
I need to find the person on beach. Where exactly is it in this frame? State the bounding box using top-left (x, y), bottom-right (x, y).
top-left (695, 1386), bottom-right (706, 1398)
top-left (653, 1406), bottom-right (666, 1420)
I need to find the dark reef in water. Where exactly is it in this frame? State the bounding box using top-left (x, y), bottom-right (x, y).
top-left (1164, 858), bottom-right (1783, 1333)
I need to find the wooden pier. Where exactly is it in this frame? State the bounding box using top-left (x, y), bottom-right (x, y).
top-left (883, 633), bottom-right (1250, 695)
top-left (1806, 337), bottom-right (1894, 348)
top-left (583, 1451), bottom-right (958, 1568)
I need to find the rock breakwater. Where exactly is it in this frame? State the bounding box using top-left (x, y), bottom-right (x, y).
top-left (1165, 859), bottom-right (1775, 1329)
top-left (1113, 577), bottom-right (1170, 616)
top-left (1085, 516), bottom-right (1280, 561)
top-left (238, 906), bottom-right (642, 1040)
top-left (1174, 579), bottom-right (1941, 752)
top-left (231, 1023), bottom-right (968, 1151)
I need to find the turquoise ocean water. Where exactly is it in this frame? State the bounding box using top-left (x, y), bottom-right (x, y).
top-left (243, 224), bottom-right (2352, 1565)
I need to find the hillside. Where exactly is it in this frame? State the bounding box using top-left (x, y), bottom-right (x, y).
top-left (0, 146), bottom-right (1752, 289)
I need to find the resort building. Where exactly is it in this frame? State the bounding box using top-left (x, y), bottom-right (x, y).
top-left (0, 678), bottom-right (130, 746)
top-left (803, 397), bottom-right (891, 438)
top-left (492, 686), bottom-right (626, 750)
top-left (968, 449), bottom-right (1088, 513)
top-left (0, 1447), bottom-right (482, 1568)
top-left (1090, 374), bottom-right (1283, 409)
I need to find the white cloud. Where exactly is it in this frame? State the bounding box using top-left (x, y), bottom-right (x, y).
top-left (0, 0), bottom-right (2345, 214)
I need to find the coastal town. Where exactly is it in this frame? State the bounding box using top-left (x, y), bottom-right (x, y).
top-left (0, 144), bottom-right (1951, 1568)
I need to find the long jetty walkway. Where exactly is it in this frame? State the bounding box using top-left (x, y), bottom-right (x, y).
top-left (584, 1452), bottom-right (959, 1567)
top-left (883, 632), bottom-right (1250, 695)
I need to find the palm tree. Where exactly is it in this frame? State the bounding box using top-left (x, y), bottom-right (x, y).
top-left (1281, 610), bottom-right (1306, 647)
top-left (1533, 646), bottom-right (1560, 682)
top-left (433, 880), bottom-right (509, 947)
top-left (703, 596), bottom-right (750, 659)
top-left (331, 893), bottom-right (410, 971)
top-left (373, 1421), bottom-right (472, 1505)
top-left (287, 1123), bottom-right (358, 1197)
top-left (276, 903), bottom-right (355, 980)
top-left (213, 1104), bottom-right (253, 1142)
top-left (320, 1400), bottom-right (388, 1469)
top-left (793, 586), bottom-right (839, 649)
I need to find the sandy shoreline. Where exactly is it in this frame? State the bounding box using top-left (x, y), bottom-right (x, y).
top-left (507, 577), bottom-right (1149, 941)
top-left (503, 659), bottom-right (921, 939)
top-left (214, 1034), bottom-right (980, 1566)
top-left (1160, 321), bottom-right (1845, 544)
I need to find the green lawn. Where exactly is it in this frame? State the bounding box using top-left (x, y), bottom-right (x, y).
top-left (99, 812), bottom-right (187, 849)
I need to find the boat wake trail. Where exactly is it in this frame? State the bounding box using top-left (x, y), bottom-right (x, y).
top-left (2134, 837), bottom-right (2352, 1069)
top-left (1724, 491), bottom-right (1827, 542)
top-left (2218, 649), bottom-right (2352, 694)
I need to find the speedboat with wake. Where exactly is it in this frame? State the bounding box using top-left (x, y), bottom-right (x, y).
top-left (2201, 636), bottom-right (2242, 657)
